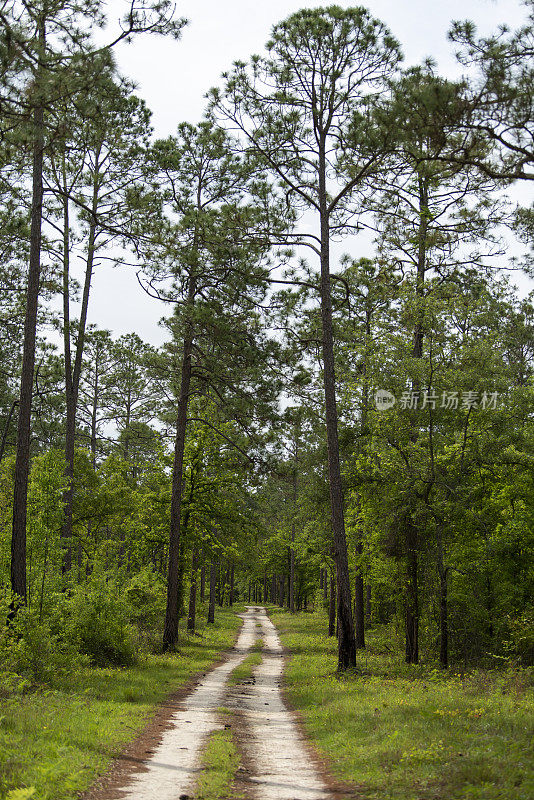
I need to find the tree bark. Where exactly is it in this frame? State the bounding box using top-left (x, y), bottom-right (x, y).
top-left (207, 559), bottom-right (217, 623)
top-left (162, 278), bottom-right (195, 650)
top-left (290, 468), bottom-right (296, 613)
top-left (0, 400), bottom-right (18, 464)
top-left (405, 520), bottom-right (419, 663)
top-left (318, 148), bottom-right (356, 669)
top-left (278, 573), bottom-right (285, 607)
top-left (365, 583), bottom-right (372, 625)
top-left (328, 571), bottom-right (336, 637)
top-left (61, 154), bottom-right (100, 576)
top-left (200, 557), bottom-right (205, 603)
top-left (187, 546), bottom-right (198, 632)
top-left (354, 544), bottom-right (365, 649)
top-left (11, 66), bottom-right (45, 607)
top-left (229, 563), bottom-right (234, 606)
top-left (404, 174), bottom-right (429, 664)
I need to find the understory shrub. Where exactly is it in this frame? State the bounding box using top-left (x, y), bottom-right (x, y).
top-left (124, 566), bottom-right (165, 649)
top-left (64, 577), bottom-right (138, 667)
top-left (0, 597), bottom-right (86, 689)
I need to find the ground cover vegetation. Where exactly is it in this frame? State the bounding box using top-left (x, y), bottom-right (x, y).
top-left (271, 608), bottom-right (533, 800)
top-left (0, 0), bottom-right (532, 798)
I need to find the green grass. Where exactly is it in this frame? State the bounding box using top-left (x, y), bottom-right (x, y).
top-left (0, 607), bottom-right (243, 800)
top-left (271, 609), bottom-right (534, 800)
top-left (228, 637), bottom-right (263, 686)
top-left (194, 727), bottom-right (241, 800)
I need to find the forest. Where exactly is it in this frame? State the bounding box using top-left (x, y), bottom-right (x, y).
top-left (0, 1), bottom-right (533, 799)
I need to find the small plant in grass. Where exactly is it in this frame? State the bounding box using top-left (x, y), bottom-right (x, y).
top-left (195, 729), bottom-right (241, 800)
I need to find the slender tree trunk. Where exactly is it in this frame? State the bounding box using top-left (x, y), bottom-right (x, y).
top-left (405, 520), bottom-right (419, 663)
top-left (207, 559), bottom-right (216, 624)
top-left (323, 568), bottom-right (328, 605)
top-left (200, 557), bottom-right (205, 603)
top-left (263, 570), bottom-right (268, 606)
top-left (290, 467), bottom-right (296, 613)
top-left (229, 563), bottom-right (234, 606)
top-left (354, 545), bottom-right (365, 648)
top-left (217, 563), bottom-right (222, 606)
top-left (439, 567), bottom-right (448, 668)
top-left (436, 525), bottom-right (448, 668)
top-left (90, 341), bottom-right (101, 469)
top-left (61, 158), bottom-right (100, 576)
top-left (187, 546), bottom-right (198, 632)
top-left (0, 400), bottom-right (18, 464)
top-left (163, 278), bottom-right (196, 650)
top-left (318, 148), bottom-right (356, 670)
top-left (365, 584), bottom-right (372, 625)
top-left (11, 75), bottom-right (45, 608)
top-left (328, 572), bottom-right (336, 637)
top-left (404, 174), bottom-right (429, 664)
top-left (278, 573), bottom-right (285, 607)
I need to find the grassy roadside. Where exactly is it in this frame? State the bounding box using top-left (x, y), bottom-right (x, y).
top-left (271, 608), bottom-right (534, 800)
top-left (0, 606), bottom-right (243, 800)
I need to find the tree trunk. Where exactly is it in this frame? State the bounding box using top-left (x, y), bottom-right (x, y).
top-left (436, 525), bottom-right (448, 668)
top-left (162, 278), bottom-right (195, 650)
top-left (354, 547), bottom-right (365, 648)
top-left (11, 83), bottom-right (45, 608)
top-left (328, 572), bottom-right (336, 637)
top-left (61, 157), bottom-right (100, 576)
top-left (278, 573), bottom-right (285, 607)
top-left (365, 583), bottom-right (372, 625)
top-left (405, 521), bottom-right (419, 663)
top-left (318, 149), bottom-right (356, 670)
top-left (229, 563), bottom-right (234, 606)
top-left (187, 546), bottom-right (198, 632)
top-left (439, 567), bottom-right (448, 668)
top-left (290, 469), bottom-right (296, 613)
top-left (403, 174), bottom-right (429, 664)
top-left (200, 557), bottom-right (205, 603)
top-left (207, 560), bottom-right (217, 624)
top-left (90, 344), bottom-right (100, 469)
top-left (0, 401), bottom-right (18, 464)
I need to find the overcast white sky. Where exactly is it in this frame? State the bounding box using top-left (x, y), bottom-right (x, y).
top-left (85, 0), bottom-right (531, 346)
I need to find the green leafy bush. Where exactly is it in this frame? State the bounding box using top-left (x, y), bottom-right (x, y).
top-left (124, 567), bottom-right (165, 649)
top-left (505, 610), bottom-right (534, 666)
top-left (65, 578), bottom-right (138, 667)
top-left (0, 598), bottom-right (85, 689)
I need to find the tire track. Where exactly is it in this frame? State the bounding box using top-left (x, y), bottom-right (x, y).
top-left (115, 609), bottom-right (256, 800)
top-left (105, 606), bottom-right (332, 800)
top-left (228, 607), bottom-right (331, 800)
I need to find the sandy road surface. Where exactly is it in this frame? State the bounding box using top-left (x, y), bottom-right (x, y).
top-left (110, 606), bottom-right (331, 800)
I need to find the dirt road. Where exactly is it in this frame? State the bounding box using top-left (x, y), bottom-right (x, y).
top-left (96, 606), bottom-right (332, 800)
